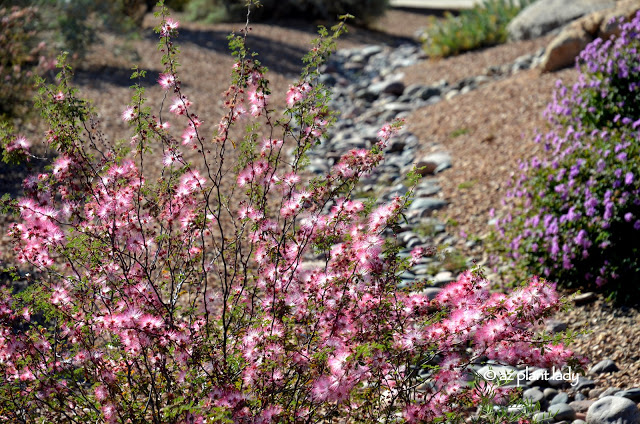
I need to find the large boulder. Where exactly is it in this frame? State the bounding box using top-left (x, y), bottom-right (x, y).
top-left (508, 0), bottom-right (616, 41)
top-left (586, 396), bottom-right (640, 424)
top-left (540, 0), bottom-right (640, 72)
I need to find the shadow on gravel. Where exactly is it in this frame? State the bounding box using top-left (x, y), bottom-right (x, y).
top-left (146, 19), bottom-right (420, 77)
top-left (0, 159), bottom-right (50, 199)
top-left (73, 65), bottom-right (162, 88)
top-left (158, 26), bottom-right (311, 76)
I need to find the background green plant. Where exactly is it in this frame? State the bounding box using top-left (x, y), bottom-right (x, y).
top-left (421, 0), bottom-right (534, 58)
top-left (2, 0), bottom-right (148, 58)
top-left (0, 6), bottom-right (54, 119)
top-left (185, 0), bottom-right (389, 25)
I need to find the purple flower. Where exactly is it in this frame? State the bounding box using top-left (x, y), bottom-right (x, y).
top-left (625, 212), bottom-right (633, 222)
top-left (625, 172), bottom-right (634, 185)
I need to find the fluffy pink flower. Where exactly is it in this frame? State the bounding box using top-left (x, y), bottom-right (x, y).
top-left (160, 18), bottom-right (179, 37)
top-left (5, 136), bottom-right (30, 153)
top-left (121, 106), bottom-right (136, 122)
top-left (157, 73), bottom-right (176, 90)
top-left (169, 96), bottom-right (192, 116)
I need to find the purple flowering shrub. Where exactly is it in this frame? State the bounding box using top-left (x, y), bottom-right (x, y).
top-left (495, 13), bottom-right (640, 300)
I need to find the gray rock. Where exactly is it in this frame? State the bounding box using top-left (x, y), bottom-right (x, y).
top-left (529, 368), bottom-right (552, 387)
top-left (548, 404), bottom-right (577, 422)
top-left (540, 1), bottom-right (640, 72)
top-left (407, 197), bottom-right (447, 214)
top-left (368, 79), bottom-right (405, 97)
top-left (575, 393), bottom-right (587, 401)
top-left (508, 403), bottom-right (529, 415)
top-left (545, 388), bottom-right (559, 399)
top-left (433, 271), bottom-right (456, 285)
top-left (476, 365), bottom-right (518, 384)
top-left (359, 45), bottom-right (384, 59)
top-left (549, 372), bottom-right (570, 388)
top-left (586, 396), bottom-right (640, 424)
top-left (599, 388), bottom-right (622, 399)
top-left (416, 152), bottom-right (452, 175)
top-left (574, 377), bottom-right (596, 391)
top-left (444, 89), bottom-right (459, 100)
top-left (382, 102), bottom-right (414, 113)
top-left (414, 184), bottom-right (441, 198)
top-left (419, 287), bottom-right (442, 300)
top-left (387, 138), bottom-right (407, 153)
top-left (533, 411), bottom-right (556, 423)
top-left (573, 421), bottom-right (587, 424)
top-left (615, 388), bottom-right (640, 403)
top-left (573, 292), bottom-right (597, 305)
top-left (589, 359), bottom-right (619, 375)
top-left (546, 320), bottom-right (569, 333)
top-left (571, 400), bottom-right (596, 413)
top-left (524, 388), bottom-right (546, 404)
top-left (552, 392), bottom-right (571, 405)
top-left (507, 0), bottom-right (615, 41)
top-left (403, 84), bottom-right (442, 102)
top-left (355, 88), bottom-right (378, 102)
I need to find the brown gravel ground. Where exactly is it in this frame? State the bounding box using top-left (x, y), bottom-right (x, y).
top-left (3, 6), bottom-right (639, 394)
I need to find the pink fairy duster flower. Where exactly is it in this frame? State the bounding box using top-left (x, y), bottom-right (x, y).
top-left (53, 91), bottom-right (65, 101)
top-left (182, 126), bottom-right (197, 145)
top-left (102, 403), bottom-right (117, 423)
top-left (248, 88), bottom-right (268, 116)
top-left (177, 170), bottom-right (206, 196)
top-left (160, 18), bottom-right (179, 37)
top-left (310, 376), bottom-right (335, 401)
top-left (155, 120), bottom-right (171, 131)
top-left (286, 83), bottom-right (311, 107)
top-left (377, 124), bottom-right (392, 140)
top-left (260, 137), bottom-right (283, 153)
top-left (6, 135), bottom-right (31, 153)
top-left (169, 96), bottom-right (192, 115)
top-left (50, 286), bottom-right (70, 306)
top-left (52, 155), bottom-right (72, 177)
top-left (121, 106), bottom-right (136, 122)
top-left (157, 73), bottom-right (176, 90)
top-left (282, 172), bottom-right (300, 186)
top-left (94, 385), bottom-right (108, 401)
top-left (163, 150), bottom-right (182, 167)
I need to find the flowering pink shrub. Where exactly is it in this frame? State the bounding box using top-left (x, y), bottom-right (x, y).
top-left (0, 3), bottom-right (581, 422)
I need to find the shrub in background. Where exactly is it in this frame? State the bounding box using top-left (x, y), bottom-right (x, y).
top-left (4, 0), bottom-right (145, 60)
top-left (421, 0), bottom-right (534, 58)
top-left (0, 2), bottom-right (581, 422)
top-left (495, 13), bottom-right (640, 301)
top-left (0, 6), bottom-right (54, 119)
top-left (185, 0), bottom-right (389, 25)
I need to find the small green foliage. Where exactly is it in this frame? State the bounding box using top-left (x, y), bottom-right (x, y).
top-left (457, 179), bottom-right (477, 189)
top-left (441, 248), bottom-right (468, 273)
top-left (450, 127), bottom-right (469, 138)
top-left (421, 0), bottom-right (534, 58)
